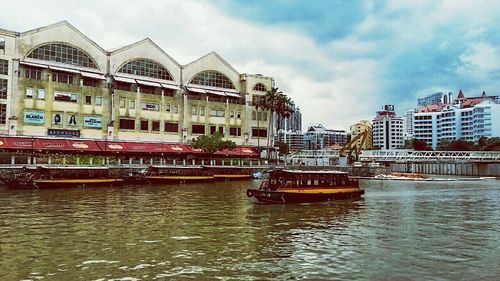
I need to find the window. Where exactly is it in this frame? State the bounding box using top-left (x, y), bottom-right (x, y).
top-left (118, 59), bottom-right (173, 80)
top-left (252, 111), bottom-right (256, 120)
top-left (130, 99), bottom-right (135, 109)
top-left (210, 125), bottom-right (217, 134)
top-left (190, 70), bottom-right (235, 89)
top-left (96, 96), bottom-right (102, 106)
top-left (119, 119), bottom-right (135, 130)
top-left (210, 108), bottom-right (225, 117)
top-left (172, 105), bottom-right (179, 114)
top-left (25, 68), bottom-right (42, 80)
top-left (192, 124), bottom-right (205, 134)
top-left (37, 89), bottom-right (45, 100)
top-left (0, 79), bottom-right (6, 99)
top-left (139, 85), bottom-right (156, 94)
top-left (218, 126), bottom-right (224, 135)
top-left (152, 120), bottom-right (160, 132)
top-left (230, 127), bottom-right (241, 136)
top-left (230, 110), bottom-right (235, 118)
top-left (252, 128), bottom-right (267, 138)
top-left (0, 103), bottom-right (5, 124)
top-left (115, 82), bottom-right (130, 91)
top-left (253, 83), bottom-right (266, 92)
top-left (140, 120), bottom-right (149, 131)
top-left (26, 88), bottom-right (33, 99)
top-left (120, 98), bottom-right (126, 108)
top-left (192, 106), bottom-right (198, 115)
top-left (165, 122), bottom-right (178, 133)
top-left (0, 37), bottom-right (4, 50)
top-left (70, 94), bottom-right (77, 103)
top-left (0, 59), bottom-right (8, 75)
top-left (237, 111), bottom-right (241, 119)
top-left (85, 95), bottom-right (92, 105)
top-left (27, 43), bottom-right (98, 69)
top-left (83, 78), bottom-right (99, 87)
top-left (52, 72), bottom-right (73, 84)
top-left (200, 107), bottom-right (205, 116)
top-left (165, 104), bottom-right (171, 112)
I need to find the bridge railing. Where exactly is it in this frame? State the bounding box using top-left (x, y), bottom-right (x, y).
top-left (359, 150), bottom-right (500, 161)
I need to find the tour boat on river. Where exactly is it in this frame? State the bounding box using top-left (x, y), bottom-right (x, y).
top-left (1, 166), bottom-right (124, 189)
top-left (208, 166), bottom-right (254, 181)
top-left (246, 169), bottom-right (364, 204)
top-left (144, 165), bottom-right (214, 184)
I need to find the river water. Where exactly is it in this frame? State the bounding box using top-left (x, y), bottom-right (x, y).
top-left (0, 179), bottom-right (499, 280)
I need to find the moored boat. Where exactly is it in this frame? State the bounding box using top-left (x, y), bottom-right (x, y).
top-left (144, 165), bottom-right (214, 184)
top-left (207, 166), bottom-right (254, 181)
top-left (2, 166), bottom-right (124, 189)
top-left (246, 170), bottom-right (364, 204)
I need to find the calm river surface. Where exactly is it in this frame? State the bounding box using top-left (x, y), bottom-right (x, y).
top-left (0, 179), bottom-right (499, 280)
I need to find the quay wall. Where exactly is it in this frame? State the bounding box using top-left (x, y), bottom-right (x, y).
top-left (390, 162), bottom-right (500, 177)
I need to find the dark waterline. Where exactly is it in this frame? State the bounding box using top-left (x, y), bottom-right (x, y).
top-left (0, 180), bottom-right (499, 280)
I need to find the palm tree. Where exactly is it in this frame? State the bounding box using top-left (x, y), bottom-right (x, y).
top-left (253, 95), bottom-right (266, 154)
top-left (261, 87), bottom-right (282, 159)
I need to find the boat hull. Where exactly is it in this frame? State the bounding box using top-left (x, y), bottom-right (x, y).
top-left (213, 174), bottom-right (252, 181)
top-left (146, 175), bottom-right (215, 184)
top-left (5, 178), bottom-right (124, 189)
top-left (246, 188), bottom-right (365, 204)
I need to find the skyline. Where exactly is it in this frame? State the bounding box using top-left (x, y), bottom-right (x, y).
top-left (2, 0), bottom-right (500, 130)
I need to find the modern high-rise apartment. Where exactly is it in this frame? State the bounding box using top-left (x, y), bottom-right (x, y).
top-left (303, 124), bottom-right (348, 150)
top-left (0, 21), bottom-right (275, 146)
top-left (349, 120), bottom-right (372, 149)
top-left (403, 108), bottom-right (415, 140)
top-left (414, 90), bottom-right (500, 149)
top-left (372, 105), bottom-right (404, 150)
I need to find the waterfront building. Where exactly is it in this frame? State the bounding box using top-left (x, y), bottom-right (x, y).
top-left (414, 90), bottom-right (500, 149)
top-left (303, 124), bottom-right (348, 150)
top-left (418, 92), bottom-right (453, 107)
top-left (372, 105), bottom-right (404, 150)
top-left (274, 131), bottom-right (304, 152)
top-left (403, 108), bottom-right (415, 140)
top-left (0, 21), bottom-right (274, 147)
top-left (349, 120), bottom-right (372, 150)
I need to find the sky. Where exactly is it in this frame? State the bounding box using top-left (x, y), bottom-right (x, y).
top-left (2, 0), bottom-right (500, 130)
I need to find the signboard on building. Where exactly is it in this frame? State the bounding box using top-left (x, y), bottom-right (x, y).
top-left (24, 111), bottom-right (45, 124)
top-left (83, 116), bottom-right (102, 128)
top-left (48, 128), bottom-right (81, 138)
top-left (141, 102), bottom-right (160, 111)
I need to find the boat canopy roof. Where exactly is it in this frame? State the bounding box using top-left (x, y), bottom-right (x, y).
top-left (280, 170), bottom-right (348, 175)
top-left (36, 166), bottom-right (109, 170)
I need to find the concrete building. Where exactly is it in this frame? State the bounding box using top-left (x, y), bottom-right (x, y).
top-left (403, 108), bottom-right (415, 140)
top-left (349, 120), bottom-right (372, 149)
top-left (274, 131), bottom-right (304, 152)
top-left (418, 92), bottom-right (453, 107)
top-left (303, 124), bottom-right (348, 150)
top-left (0, 21), bottom-right (274, 146)
top-left (414, 90), bottom-right (500, 149)
top-left (372, 105), bottom-right (404, 150)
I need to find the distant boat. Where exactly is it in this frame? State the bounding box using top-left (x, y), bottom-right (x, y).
top-left (246, 169), bottom-right (364, 204)
top-left (1, 166), bottom-right (124, 189)
top-left (144, 165), bottom-right (214, 184)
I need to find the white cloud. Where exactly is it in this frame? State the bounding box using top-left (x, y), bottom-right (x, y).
top-left (460, 42), bottom-right (500, 73)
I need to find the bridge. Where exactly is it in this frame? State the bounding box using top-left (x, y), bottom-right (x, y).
top-left (287, 149), bottom-right (500, 164)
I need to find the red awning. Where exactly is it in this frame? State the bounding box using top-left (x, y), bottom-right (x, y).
top-left (33, 138), bottom-right (101, 152)
top-left (215, 147), bottom-right (258, 157)
top-left (165, 144), bottom-right (194, 153)
top-left (0, 137), bottom-right (35, 149)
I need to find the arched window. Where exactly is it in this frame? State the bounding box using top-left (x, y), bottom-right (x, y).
top-left (253, 83), bottom-right (266, 92)
top-left (27, 43), bottom-right (98, 69)
top-left (118, 59), bottom-right (173, 81)
top-left (190, 70), bottom-right (235, 89)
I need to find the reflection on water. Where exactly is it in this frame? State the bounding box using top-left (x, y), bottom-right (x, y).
top-left (0, 179), bottom-right (499, 280)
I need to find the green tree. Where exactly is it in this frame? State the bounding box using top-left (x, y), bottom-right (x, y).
top-left (191, 132), bottom-right (236, 161)
top-left (413, 139), bottom-right (432, 151)
top-left (484, 137), bottom-right (500, 151)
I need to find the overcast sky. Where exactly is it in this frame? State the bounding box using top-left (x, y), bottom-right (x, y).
top-left (2, 0), bottom-right (500, 130)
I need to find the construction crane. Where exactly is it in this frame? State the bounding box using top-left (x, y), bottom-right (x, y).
top-left (339, 130), bottom-right (369, 164)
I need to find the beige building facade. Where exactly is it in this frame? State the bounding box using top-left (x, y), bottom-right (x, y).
top-left (350, 120), bottom-right (373, 150)
top-left (0, 21), bottom-right (273, 146)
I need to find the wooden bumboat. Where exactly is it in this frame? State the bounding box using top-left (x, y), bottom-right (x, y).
top-left (208, 166), bottom-right (254, 181)
top-left (246, 170), bottom-right (364, 204)
top-left (144, 165), bottom-right (214, 184)
top-left (2, 166), bottom-right (124, 189)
